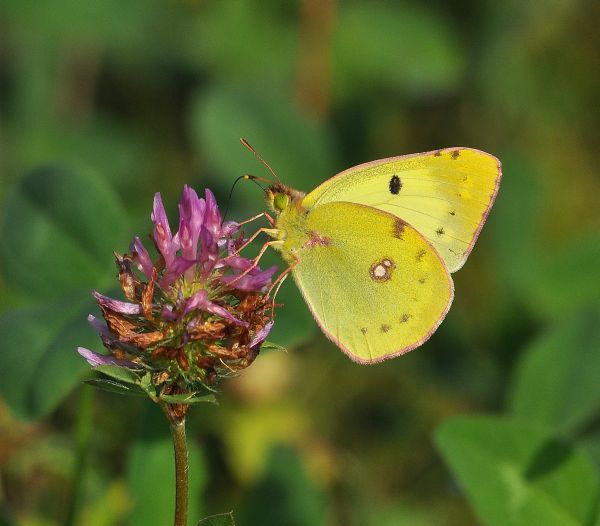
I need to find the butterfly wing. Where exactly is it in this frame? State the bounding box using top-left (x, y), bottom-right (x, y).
top-left (285, 201), bottom-right (453, 364)
top-left (301, 148), bottom-right (501, 273)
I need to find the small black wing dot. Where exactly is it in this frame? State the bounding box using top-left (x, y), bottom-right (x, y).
top-left (436, 227), bottom-right (445, 236)
top-left (389, 175), bottom-right (402, 195)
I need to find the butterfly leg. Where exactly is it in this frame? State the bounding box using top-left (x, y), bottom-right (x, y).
top-left (226, 227), bottom-right (279, 259)
top-left (267, 256), bottom-right (299, 316)
top-left (267, 257), bottom-right (298, 298)
top-left (237, 212), bottom-right (275, 227)
top-left (226, 239), bottom-right (283, 287)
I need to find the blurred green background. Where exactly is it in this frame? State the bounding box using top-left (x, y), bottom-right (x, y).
top-left (0, 1), bottom-right (599, 525)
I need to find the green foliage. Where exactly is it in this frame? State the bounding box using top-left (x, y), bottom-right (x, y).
top-left (191, 84), bottom-right (338, 196)
top-left (0, 166), bottom-right (127, 299)
top-left (0, 295), bottom-right (95, 419)
top-left (0, 166), bottom-right (128, 421)
top-left (239, 445), bottom-right (326, 526)
top-left (85, 364), bottom-right (217, 405)
top-left (508, 307), bottom-right (600, 435)
top-left (437, 305), bottom-right (600, 525)
top-left (0, 0), bottom-right (598, 524)
top-left (436, 417), bottom-right (600, 526)
top-left (528, 234), bottom-right (600, 318)
top-left (334, 2), bottom-right (465, 99)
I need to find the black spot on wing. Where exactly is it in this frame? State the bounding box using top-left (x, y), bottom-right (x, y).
top-left (389, 175), bottom-right (402, 195)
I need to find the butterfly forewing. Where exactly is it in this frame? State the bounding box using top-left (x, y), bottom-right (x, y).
top-left (301, 148), bottom-right (501, 272)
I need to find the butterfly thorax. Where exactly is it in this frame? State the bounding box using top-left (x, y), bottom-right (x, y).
top-left (265, 184), bottom-right (312, 262)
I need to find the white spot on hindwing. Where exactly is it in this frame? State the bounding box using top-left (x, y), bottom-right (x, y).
top-left (369, 257), bottom-right (396, 282)
top-left (373, 265), bottom-right (387, 278)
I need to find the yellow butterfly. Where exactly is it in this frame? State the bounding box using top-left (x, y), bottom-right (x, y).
top-left (245, 146), bottom-right (501, 364)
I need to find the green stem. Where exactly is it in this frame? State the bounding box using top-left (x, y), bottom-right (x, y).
top-left (167, 411), bottom-right (189, 526)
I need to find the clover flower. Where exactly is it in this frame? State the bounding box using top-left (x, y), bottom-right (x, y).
top-left (78, 186), bottom-right (278, 417)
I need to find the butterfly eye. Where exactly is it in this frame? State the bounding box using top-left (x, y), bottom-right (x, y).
top-left (273, 193), bottom-right (290, 211)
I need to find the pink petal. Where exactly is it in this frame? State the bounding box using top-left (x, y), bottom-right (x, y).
top-left (93, 291), bottom-right (141, 315)
top-left (130, 236), bottom-right (153, 277)
top-left (249, 321), bottom-right (274, 349)
top-left (77, 347), bottom-right (138, 368)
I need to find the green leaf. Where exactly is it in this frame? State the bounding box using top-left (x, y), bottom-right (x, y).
top-left (84, 379), bottom-right (148, 398)
top-left (159, 392), bottom-right (217, 405)
top-left (94, 365), bottom-right (143, 386)
top-left (0, 293), bottom-right (98, 420)
top-left (508, 306), bottom-right (600, 435)
top-left (435, 416), bottom-right (600, 526)
top-left (198, 512), bottom-right (236, 526)
top-left (260, 341), bottom-right (288, 353)
top-left (0, 165), bottom-right (127, 300)
top-left (12, 118), bottom-right (152, 201)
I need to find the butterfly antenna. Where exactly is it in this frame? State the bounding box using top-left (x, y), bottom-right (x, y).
top-left (221, 174), bottom-right (267, 224)
top-left (240, 138), bottom-right (281, 184)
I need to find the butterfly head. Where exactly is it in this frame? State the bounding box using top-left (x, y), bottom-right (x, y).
top-left (266, 184), bottom-right (304, 214)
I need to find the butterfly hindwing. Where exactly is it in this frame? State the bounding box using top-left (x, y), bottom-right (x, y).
top-left (301, 148), bottom-right (501, 272)
top-left (285, 201), bottom-right (454, 363)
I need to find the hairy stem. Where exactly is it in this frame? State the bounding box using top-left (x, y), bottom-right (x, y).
top-left (166, 409), bottom-right (189, 526)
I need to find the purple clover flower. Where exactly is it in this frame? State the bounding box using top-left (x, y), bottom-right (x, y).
top-left (79, 186), bottom-right (278, 406)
